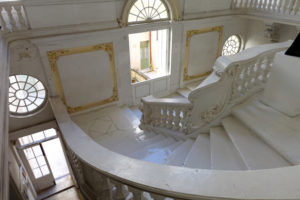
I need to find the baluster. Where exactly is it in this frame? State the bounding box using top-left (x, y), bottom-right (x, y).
top-left (4, 5), bottom-right (17, 31)
top-left (128, 186), bottom-right (142, 200)
top-left (262, 0), bottom-right (269, 10)
top-left (242, 0), bottom-right (248, 8)
top-left (111, 180), bottom-right (126, 200)
top-left (272, 0), bottom-right (278, 10)
top-left (173, 108), bottom-right (181, 131)
top-left (14, 5), bottom-right (26, 29)
top-left (257, 0), bottom-right (263, 9)
top-left (292, 0), bottom-right (300, 14)
top-left (122, 185), bottom-right (132, 199)
top-left (281, 0), bottom-right (290, 13)
top-left (231, 0), bottom-right (237, 9)
top-left (267, 0), bottom-right (273, 10)
top-left (251, 0), bottom-right (257, 9)
top-left (0, 7), bottom-right (8, 32)
top-left (166, 107), bottom-right (173, 129)
top-left (162, 107), bottom-right (168, 127)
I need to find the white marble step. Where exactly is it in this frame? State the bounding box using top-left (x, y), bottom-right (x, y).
top-left (186, 80), bottom-right (203, 91)
top-left (210, 127), bottom-right (247, 170)
top-left (130, 136), bottom-right (177, 161)
top-left (166, 139), bottom-right (194, 166)
top-left (233, 99), bottom-right (300, 165)
top-left (141, 140), bottom-right (184, 164)
top-left (176, 88), bottom-right (191, 98)
top-left (184, 133), bottom-right (210, 169)
top-left (222, 116), bottom-right (290, 169)
top-left (128, 106), bottom-right (142, 121)
top-left (95, 130), bottom-right (159, 156)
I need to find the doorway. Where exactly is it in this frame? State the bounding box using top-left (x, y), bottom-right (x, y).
top-left (16, 128), bottom-right (74, 198)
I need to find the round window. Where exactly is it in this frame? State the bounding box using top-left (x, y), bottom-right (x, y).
top-left (222, 35), bottom-right (242, 56)
top-left (8, 75), bottom-right (47, 116)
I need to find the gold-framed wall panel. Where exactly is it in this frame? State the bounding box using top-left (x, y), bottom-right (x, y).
top-left (183, 26), bottom-right (223, 81)
top-left (47, 43), bottom-right (118, 113)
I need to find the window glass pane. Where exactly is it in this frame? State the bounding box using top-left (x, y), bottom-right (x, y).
top-left (32, 132), bottom-right (45, 142)
top-left (128, 0), bottom-right (168, 23)
top-left (28, 158), bottom-right (39, 169)
top-left (44, 129), bottom-right (57, 138)
top-left (19, 135), bottom-right (33, 146)
top-left (37, 156), bottom-right (46, 166)
top-left (32, 145), bottom-right (43, 156)
top-left (9, 76), bottom-right (16, 84)
top-left (8, 75), bottom-right (47, 115)
top-left (24, 148), bottom-right (34, 159)
top-left (40, 165), bottom-right (50, 176)
top-left (33, 168), bottom-right (42, 179)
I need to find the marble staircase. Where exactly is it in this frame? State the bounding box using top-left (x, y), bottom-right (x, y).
top-left (72, 94), bottom-right (298, 171)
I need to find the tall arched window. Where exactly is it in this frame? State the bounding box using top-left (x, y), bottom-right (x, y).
top-left (123, 0), bottom-right (180, 83)
top-left (128, 0), bottom-right (169, 23)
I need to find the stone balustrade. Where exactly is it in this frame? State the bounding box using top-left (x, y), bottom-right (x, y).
top-left (231, 0), bottom-right (300, 15)
top-left (0, 1), bottom-right (28, 33)
top-left (50, 95), bottom-right (300, 200)
top-left (140, 41), bottom-right (293, 135)
top-left (140, 96), bottom-right (193, 134)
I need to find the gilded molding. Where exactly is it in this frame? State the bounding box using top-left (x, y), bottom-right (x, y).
top-left (183, 26), bottom-right (223, 81)
top-left (47, 43), bottom-right (118, 113)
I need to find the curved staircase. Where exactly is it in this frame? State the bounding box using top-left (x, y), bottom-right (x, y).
top-left (72, 94), bottom-right (296, 171)
top-left (52, 40), bottom-right (300, 200)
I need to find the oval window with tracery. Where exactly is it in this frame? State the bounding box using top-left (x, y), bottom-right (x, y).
top-left (8, 75), bottom-right (47, 116)
top-left (128, 0), bottom-right (169, 23)
top-left (222, 35), bottom-right (242, 56)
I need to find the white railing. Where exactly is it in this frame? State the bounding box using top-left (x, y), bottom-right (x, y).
top-left (51, 96), bottom-right (300, 200)
top-left (0, 1), bottom-right (28, 33)
top-left (140, 96), bottom-right (193, 134)
top-left (231, 0), bottom-right (300, 15)
top-left (140, 41), bottom-right (292, 134)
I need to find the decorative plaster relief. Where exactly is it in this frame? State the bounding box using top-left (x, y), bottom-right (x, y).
top-left (47, 43), bottom-right (118, 113)
top-left (183, 26), bottom-right (223, 81)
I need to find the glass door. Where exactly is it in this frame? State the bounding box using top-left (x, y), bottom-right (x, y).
top-left (20, 144), bottom-right (55, 191)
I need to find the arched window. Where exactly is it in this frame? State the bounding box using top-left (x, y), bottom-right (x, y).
top-left (222, 35), bottom-right (242, 56)
top-left (128, 0), bottom-right (169, 23)
top-left (8, 75), bottom-right (47, 116)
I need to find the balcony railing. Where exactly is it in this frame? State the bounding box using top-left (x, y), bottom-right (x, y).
top-left (0, 0), bottom-right (28, 33)
top-left (231, 0), bottom-right (300, 15)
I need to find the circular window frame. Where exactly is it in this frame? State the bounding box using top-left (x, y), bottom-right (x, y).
top-left (8, 74), bottom-right (48, 118)
top-left (119, 0), bottom-right (181, 26)
top-left (222, 34), bottom-right (243, 56)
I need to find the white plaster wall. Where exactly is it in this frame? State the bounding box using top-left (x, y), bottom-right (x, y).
top-left (180, 16), bottom-right (249, 86)
top-left (244, 19), bottom-right (270, 49)
top-left (25, 1), bottom-right (119, 28)
top-left (183, 0), bottom-right (231, 14)
top-left (9, 41), bottom-right (54, 132)
top-left (278, 24), bottom-right (299, 42)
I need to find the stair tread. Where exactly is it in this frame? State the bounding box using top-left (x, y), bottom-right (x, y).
top-left (233, 99), bottom-right (300, 165)
top-left (210, 127), bottom-right (247, 170)
top-left (176, 88), bottom-right (191, 98)
top-left (142, 140), bottom-right (184, 164)
top-left (130, 136), bottom-right (176, 161)
top-left (95, 130), bottom-right (159, 156)
top-left (184, 133), bottom-right (210, 169)
top-left (166, 139), bottom-right (194, 166)
top-left (222, 116), bottom-right (290, 169)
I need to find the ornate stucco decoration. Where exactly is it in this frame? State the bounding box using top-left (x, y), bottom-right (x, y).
top-left (47, 43), bottom-right (118, 113)
top-left (183, 26), bottom-right (223, 81)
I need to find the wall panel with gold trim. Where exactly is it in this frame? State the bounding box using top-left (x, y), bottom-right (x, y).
top-left (47, 43), bottom-right (118, 113)
top-left (183, 26), bottom-right (223, 81)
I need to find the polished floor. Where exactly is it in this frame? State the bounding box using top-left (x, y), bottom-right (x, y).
top-left (44, 187), bottom-right (83, 200)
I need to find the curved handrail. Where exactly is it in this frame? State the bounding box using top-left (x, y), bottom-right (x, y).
top-left (51, 96), bottom-right (300, 200)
